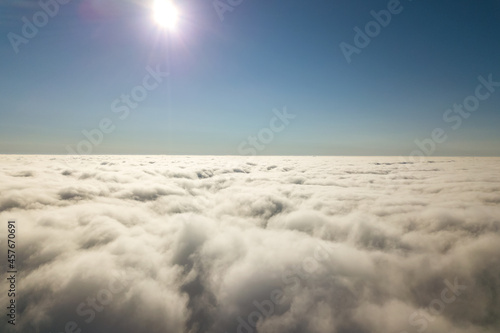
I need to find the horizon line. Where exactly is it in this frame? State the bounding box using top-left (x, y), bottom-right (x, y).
top-left (1, 154), bottom-right (499, 157)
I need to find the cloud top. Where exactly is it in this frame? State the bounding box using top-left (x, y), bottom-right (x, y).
top-left (0, 155), bottom-right (499, 333)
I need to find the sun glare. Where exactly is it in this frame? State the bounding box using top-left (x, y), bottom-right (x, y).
top-left (153, 0), bottom-right (178, 30)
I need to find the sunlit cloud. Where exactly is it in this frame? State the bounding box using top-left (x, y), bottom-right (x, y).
top-left (0, 155), bottom-right (499, 332)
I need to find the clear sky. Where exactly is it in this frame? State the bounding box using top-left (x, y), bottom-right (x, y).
top-left (1, 0), bottom-right (499, 156)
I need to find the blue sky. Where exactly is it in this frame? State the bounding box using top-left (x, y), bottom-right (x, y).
top-left (1, 0), bottom-right (499, 155)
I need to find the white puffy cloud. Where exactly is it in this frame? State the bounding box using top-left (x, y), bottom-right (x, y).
top-left (0, 155), bottom-right (499, 333)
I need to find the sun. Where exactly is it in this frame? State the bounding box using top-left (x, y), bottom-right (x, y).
top-left (153, 0), bottom-right (179, 30)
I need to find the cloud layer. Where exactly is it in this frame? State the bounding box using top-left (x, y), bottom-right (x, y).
top-left (0, 155), bottom-right (499, 333)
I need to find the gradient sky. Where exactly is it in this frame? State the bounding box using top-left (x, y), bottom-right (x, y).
top-left (1, 0), bottom-right (499, 155)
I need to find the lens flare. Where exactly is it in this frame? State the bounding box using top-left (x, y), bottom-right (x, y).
top-left (153, 0), bottom-right (178, 30)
